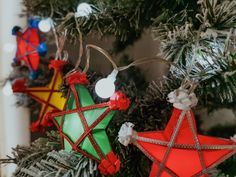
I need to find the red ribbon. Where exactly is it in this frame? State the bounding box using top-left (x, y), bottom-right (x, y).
top-left (30, 121), bottom-right (45, 133)
top-left (48, 60), bottom-right (67, 71)
top-left (41, 110), bottom-right (59, 127)
top-left (109, 91), bottom-right (130, 110)
top-left (12, 79), bottom-right (27, 92)
top-left (66, 71), bottom-right (89, 85)
top-left (98, 151), bottom-right (120, 175)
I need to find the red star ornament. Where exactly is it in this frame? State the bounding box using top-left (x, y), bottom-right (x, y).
top-left (12, 60), bottom-right (67, 132)
top-left (47, 71), bottom-right (130, 175)
top-left (119, 90), bottom-right (236, 177)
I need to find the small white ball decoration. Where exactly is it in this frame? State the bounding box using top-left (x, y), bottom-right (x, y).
top-left (95, 78), bottom-right (116, 99)
top-left (38, 18), bottom-right (53, 33)
top-left (95, 69), bottom-right (118, 99)
top-left (75, 3), bottom-right (93, 17)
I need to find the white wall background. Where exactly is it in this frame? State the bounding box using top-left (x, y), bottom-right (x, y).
top-left (0, 0), bottom-right (30, 176)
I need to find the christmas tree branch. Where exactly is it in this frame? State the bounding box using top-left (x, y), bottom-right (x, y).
top-left (22, 0), bottom-right (197, 52)
top-left (152, 0), bottom-right (236, 104)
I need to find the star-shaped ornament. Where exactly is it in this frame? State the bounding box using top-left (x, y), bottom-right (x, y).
top-left (12, 60), bottom-right (67, 132)
top-left (12, 19), bottom-right (47, 79)
top-left (47, 71), bottom-right (130, 175)
top-left (119, 88), bottom-right (236, 177)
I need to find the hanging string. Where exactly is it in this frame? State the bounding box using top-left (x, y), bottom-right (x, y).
top-left (67, 29), bottom-right (175, 76)
top-left (63, 15), bottom-right (84, 77)
top-left (74, 16), bottom-right (84, 70)
top-left (117, 57), bottom-right (171, 71)
top-left (75, 42), bottom-right (174, 75)
top-left (49, 2), bottom-right (67, 61)
top-left (83, 44), bottom-right (118, 73)
top-left (60, 12), bottom-right (188, 79)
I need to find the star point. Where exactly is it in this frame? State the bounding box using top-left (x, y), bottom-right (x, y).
top-left (12, 60), bottom-right (66, 132)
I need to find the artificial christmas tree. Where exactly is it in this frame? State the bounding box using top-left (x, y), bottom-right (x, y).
top-left (1, 0), bottom-right (236, 176)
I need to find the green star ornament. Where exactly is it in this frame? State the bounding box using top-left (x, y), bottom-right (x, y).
top-left (48, 71), bottom-right (130, 175)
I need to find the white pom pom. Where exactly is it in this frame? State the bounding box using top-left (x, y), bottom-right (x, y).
top-left (118, 122), bottom-right (135, 146)
top-left (167, 87), bottom-right (198, 110)
top-left (230, 134), bottom-right (236, 142)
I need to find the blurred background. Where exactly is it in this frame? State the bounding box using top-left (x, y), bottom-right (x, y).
top-left (0, 0), bottom-right (29, 176)
top-left (1, 0), bottom-right (236, 176)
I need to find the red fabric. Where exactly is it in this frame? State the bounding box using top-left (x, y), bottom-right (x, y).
top-left (98, 151), bottom-right (120, 175)
top-left (42, 110), bottom-right (59, 127)
top-left (66, 71), bottom-right (88, 85)
top-left (12, 79), bottom-right (27, 92)
top-left (109, 91), bottom-right (130, 110)
top-left (48, 60), bottom-right (67, 71)
top-left (15, 28), bottom-right (40, 71)
top-left (30, 120), bottom-right (45, 133)
top-left (135, 108), bottom-right (236, 177)
top-left (150, 164), bottom-right (172, 177)
top-left (164, 108), bottom-right (197, 144)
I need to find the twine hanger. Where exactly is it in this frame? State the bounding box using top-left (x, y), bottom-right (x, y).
top-left (64, 15), bottom-right (174, 78)
top-left (49, 2), bottom-right (68, 61)
top-left (46, 3), bottom-right (201, 94)
top-left (45, 8), bottom-right (195, 87)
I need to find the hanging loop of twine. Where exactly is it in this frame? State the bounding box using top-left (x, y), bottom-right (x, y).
top-left (49, 1), bottom-right (68, 61)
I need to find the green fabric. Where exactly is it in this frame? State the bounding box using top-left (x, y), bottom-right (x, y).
top-left (64, 139), bottom-right (72, 151)
top-left (82, 137), bottom-right (100, 159)
top-left (62, 113), bottom-right (84, 143)
top-left (54, 116), bottom-right (61, 125)
top-left (54, 84), bottom-right (115, 161)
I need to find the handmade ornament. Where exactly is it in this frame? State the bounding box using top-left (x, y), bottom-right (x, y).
top-left (12, 18), bottom-right (47, 79)
top-left (47, 71), bottom-right (130, 175)
top-left (118, 87), bottom-right (236, 177)
top-left (12, 60), bottom-right (67, 132)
